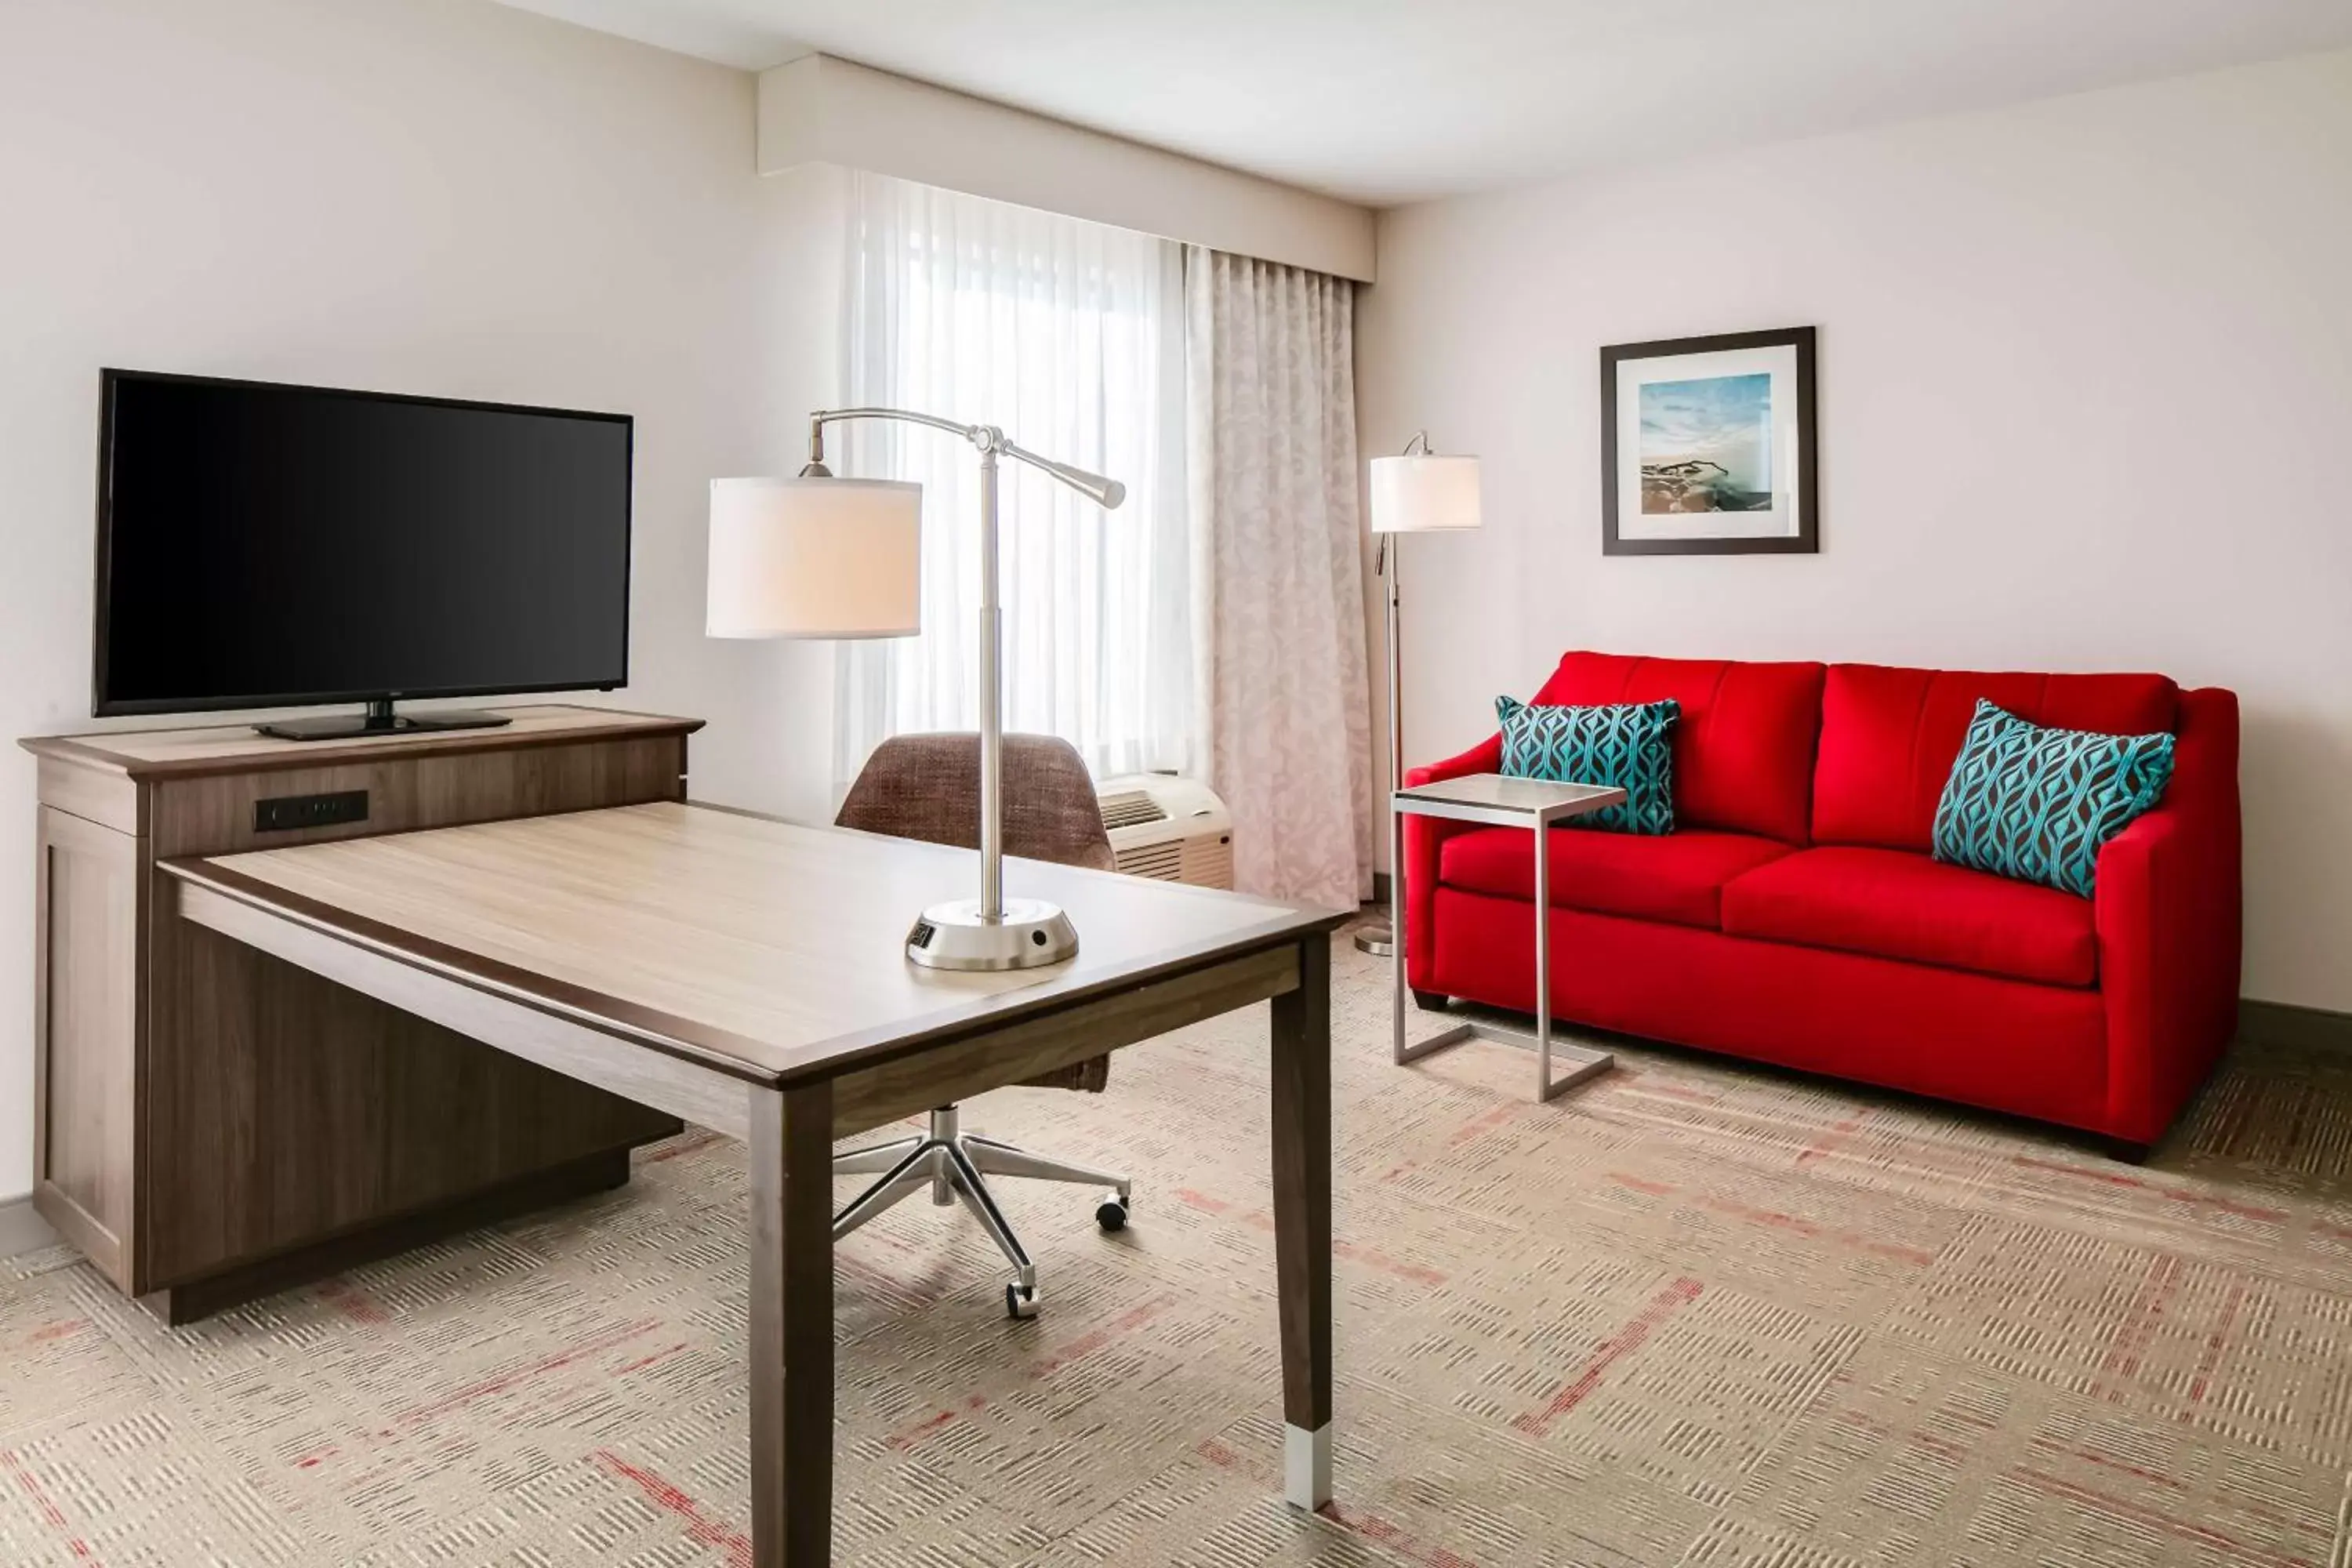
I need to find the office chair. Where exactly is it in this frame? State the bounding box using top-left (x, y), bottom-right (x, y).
top-left (832, 732), bottom-right (1132, 1319)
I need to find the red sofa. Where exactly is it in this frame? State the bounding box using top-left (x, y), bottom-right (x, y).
top-left (1403, 653), bottom-right (2241, 1152)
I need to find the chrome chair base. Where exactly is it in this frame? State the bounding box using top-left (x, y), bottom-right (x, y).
top-left (833, 1105), bottom-right (1131, 1318)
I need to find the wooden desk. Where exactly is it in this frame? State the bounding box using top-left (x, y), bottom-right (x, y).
top-left (160, 800), bottom-right (1345, 1566)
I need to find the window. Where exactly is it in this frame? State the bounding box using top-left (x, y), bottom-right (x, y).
top-left (833, 174), bottom-right (1191, 789)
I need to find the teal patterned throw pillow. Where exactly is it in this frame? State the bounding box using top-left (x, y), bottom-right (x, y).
top-left (1932, 699), bottom-right (2176, 898)
top-left (1495, 696), bottom-right (1679, 835)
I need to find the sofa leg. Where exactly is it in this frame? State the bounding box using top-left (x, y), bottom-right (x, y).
top-left (2094, 1135), bottom-right (2152, 1166)
top-left (1411, 989), bottom-right (1450, 1014)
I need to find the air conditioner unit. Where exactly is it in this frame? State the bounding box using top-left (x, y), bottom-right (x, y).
top-left (1095, 774), bottom-right (1233, 889)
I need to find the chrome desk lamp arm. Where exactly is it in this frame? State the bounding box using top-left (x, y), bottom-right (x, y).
top-left (806, 407), bottom-right (1124, 971)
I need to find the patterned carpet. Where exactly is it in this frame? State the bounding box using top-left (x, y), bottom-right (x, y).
top-left (5, 924), bottom-right (2351, 1567)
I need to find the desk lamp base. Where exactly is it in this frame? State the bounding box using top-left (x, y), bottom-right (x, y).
top-left (907, 897), bottom-right (1078, 971)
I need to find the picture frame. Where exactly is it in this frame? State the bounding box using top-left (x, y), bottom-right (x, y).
top-left (1601, 325), bottom-right (1817, 556)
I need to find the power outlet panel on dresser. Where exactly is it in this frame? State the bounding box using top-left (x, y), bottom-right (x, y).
top-left (22, 706), bottom-right (699, 1323)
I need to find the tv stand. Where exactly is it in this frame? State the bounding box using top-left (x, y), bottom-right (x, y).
top-left (254, 698), bottom-right (514, 742)
top-left (20, 704), bottom-right (699, 1322)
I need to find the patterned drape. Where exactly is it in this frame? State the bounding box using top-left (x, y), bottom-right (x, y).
top-left (1184, 248), bottom-right (1374, 911)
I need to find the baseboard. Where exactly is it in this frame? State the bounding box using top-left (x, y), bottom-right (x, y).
top-left (2239, 998), bottom-right (2352, 1054)
top-left (1371, 871), bottom-right (1391, 905)
top-left (0, 1196), bottom-right (60, 1261)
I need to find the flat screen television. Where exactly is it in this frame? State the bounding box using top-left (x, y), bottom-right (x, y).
top-left (94, 368), bottom-right (632, 740)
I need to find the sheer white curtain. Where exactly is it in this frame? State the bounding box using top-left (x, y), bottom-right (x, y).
top-left (833, 173), bottom-right (1191, 792)
top-left (1186, 248), bottom-right (1374, 911)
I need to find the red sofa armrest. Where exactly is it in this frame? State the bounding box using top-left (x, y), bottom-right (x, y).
top-left (2096, 687), bottom-right (2241, 1145)
top-left (1399, 735), bottom-right (1504, 994)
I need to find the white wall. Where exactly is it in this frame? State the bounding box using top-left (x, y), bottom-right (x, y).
top-left (1358, 49), bottom-right (2352, 1013)
top-left (0, 0), bottom-right (845, 1203)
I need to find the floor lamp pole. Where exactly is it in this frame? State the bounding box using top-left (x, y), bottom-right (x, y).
top-left (1358, 429), bottom-right (1479, 968)
top-left (1357, 536), bottom-right (1406, 959)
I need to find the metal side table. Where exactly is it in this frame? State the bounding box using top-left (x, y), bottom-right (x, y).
top-left (1390, 773), bottom-right (1627, 1101)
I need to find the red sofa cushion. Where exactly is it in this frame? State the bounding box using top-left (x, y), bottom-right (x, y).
top-left (1721, 846), bottom-right (2099, 987)
top-left (1440, 826), bottom-right (1792, 930)
top-left (1424, 886), bottom-right (2111, 1134)
top-left (1813, 664), bottom-right (2177, 851)
top-left (1530, 652), bottom-right (1825, 844)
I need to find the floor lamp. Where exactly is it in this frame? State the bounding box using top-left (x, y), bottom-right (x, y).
top-left (1356, 433), bottom-right (1483, 958)
top-left (707, 407), bottom-right (1126, 972)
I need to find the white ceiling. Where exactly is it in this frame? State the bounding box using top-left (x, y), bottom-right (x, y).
top-left (496, 0), bottom-right (2352, 205)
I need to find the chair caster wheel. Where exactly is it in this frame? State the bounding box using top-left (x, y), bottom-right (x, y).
top-left (1096, 1192), bottom-right (1130, 1232)
top-left (1005, 1282), bottom-right (1040, 1319)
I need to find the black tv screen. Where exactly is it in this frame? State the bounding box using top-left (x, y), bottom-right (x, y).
top-left (95, 370), bottom-right (632, 717)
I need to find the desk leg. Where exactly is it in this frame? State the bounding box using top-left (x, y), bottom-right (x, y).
top-left (750, 1081), bottom-right (834, 1568)
top-left (1272, 932), bottom-right (1334, 1511)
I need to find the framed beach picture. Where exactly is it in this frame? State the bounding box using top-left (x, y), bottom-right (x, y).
top-left (1601, 326), bottom-right (1817, 555)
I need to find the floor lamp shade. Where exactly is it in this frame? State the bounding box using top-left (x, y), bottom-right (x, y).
top-left (706, 476), bottom-right (922, 639)
top-left (1368, 454), bottom-right (1482, 535)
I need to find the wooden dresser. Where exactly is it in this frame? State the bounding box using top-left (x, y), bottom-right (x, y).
top-left (20, 705), bottom-right (699, 1322)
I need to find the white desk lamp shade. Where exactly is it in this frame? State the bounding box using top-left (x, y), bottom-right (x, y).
top-left (1368, 453), bottom-right (1483, 535)
top-left (706, 476), bottom-right (922, 638)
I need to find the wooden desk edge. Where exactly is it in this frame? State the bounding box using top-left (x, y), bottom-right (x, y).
top-left (167, 858), bottom-right (785, 1086)
top-left (162, 841), bottom-right (1351, 1098)
top-left (689, 798), bottom-right (1348, 924)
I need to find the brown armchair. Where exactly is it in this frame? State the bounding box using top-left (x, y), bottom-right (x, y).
top-left (829, 732), bottom-right (1131, 1318)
